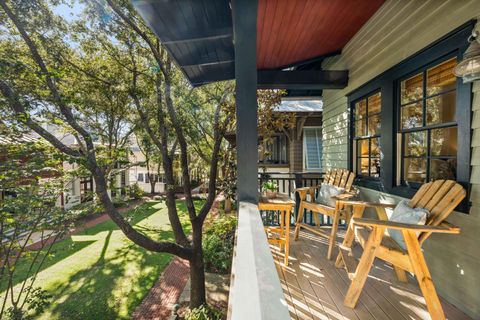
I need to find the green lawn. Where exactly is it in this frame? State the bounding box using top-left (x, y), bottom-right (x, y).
top-left (3, 200), bottom-right (201, 320)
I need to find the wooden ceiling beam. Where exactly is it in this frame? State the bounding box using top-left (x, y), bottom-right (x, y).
top-left (257, 70), bottom-right (348, 90)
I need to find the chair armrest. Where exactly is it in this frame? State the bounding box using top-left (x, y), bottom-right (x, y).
top-left (331, 197), bottom-right (396, 209)
top-left (295, 185), bottom-right (321, 201)
top-left (294, 187), bottom-right (312, 193)
top-left (352, 218), bottom-right (460, 234)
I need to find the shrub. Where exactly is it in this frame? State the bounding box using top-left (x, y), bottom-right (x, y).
top-left (203, 215), bottom-right (237, 274)
top-left (127, 183), bottom-right (144, 200)
top-left (67, 201), bottom-right (103, 219)
top-left (112, 197), bottom-right (128, 208)
top-left (184, 304), bottom-right (222, 320)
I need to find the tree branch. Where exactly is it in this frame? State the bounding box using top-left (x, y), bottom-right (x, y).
top-left (0, 79), bottom-right (82, 158)
top-left (0, 0), bottom-right (94, 150)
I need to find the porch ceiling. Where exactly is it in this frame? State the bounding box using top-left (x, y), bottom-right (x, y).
top-left (132, 0), bottom-right (385, 87)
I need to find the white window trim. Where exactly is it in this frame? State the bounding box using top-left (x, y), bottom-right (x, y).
top-left (302, 126), bottom-right (322, 172)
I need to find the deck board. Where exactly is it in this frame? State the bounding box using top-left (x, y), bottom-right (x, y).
top-left (270, 229), bottom-right (471, 320)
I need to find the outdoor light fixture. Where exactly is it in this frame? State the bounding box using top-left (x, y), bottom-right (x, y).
top-left (454, 30), bottom-right (480, 83)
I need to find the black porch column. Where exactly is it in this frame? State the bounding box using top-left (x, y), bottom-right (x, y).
top-left (232, 0), bottom-right (258, 203)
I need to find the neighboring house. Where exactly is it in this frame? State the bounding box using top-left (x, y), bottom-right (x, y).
top-left (259, 98), bottom-right (323, 174)
top-left (128, 143), bottom-right (166, 194)
top-left (0, 127), bottom-right (134, 209)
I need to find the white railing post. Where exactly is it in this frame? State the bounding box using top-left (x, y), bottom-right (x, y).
top-left (228, 202), bottom-right (290, 320)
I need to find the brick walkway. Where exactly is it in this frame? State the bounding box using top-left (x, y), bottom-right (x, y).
top-left (132, 194), bottom-right (225, 319)
top-left (132, 257), bottom-right (190, 320)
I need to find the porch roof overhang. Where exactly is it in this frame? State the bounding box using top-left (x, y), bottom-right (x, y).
top-left (132, 0), bottom-right (385, 89)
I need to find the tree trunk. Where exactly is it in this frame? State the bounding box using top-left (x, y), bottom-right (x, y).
top-left (224, 198), bottom-right (232, 213)
top-left (189, 223), bottom-right (206, 308)
top-left (150, 179), bottom-right (156, 194)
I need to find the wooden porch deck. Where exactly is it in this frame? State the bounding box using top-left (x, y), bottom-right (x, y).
top-left (271, 228), bottom-right (471, 320)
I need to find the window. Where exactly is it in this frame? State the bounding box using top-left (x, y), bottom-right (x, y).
top-left (353, 92), bottom-right (381, 177)
top-left (303, 127), bottom-right (322, 170)
top-left (137, 173), bottom-right (144, 182)
top-left (80, 176), bottom-right (93, 203)
top-left (259, 134), bottom-right (288, 165)
top-left (346, 22), bottom-right (472, 212)
top-left (399, 58), bottom-right (458, 185)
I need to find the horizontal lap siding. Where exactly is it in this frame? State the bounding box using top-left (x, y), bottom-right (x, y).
top-left (320, 0), bottom-right (480, 317)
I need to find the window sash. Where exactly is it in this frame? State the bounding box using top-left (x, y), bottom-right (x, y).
top-left (303, 128), bottom-right (322, 170)
top-left (398, 58), bottom-right (458, 185)
top-left (352, 91), bottom-right (382, 178)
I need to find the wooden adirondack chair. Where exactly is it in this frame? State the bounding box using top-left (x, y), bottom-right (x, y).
top-left (294, 169), bottom-right (356, 260)
top-left (335, 180), bottom-right (466, 320)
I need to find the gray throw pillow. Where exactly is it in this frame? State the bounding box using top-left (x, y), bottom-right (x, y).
top-left (388, 200), bottom-right (429, 250)
top-left (315, 184), bottom-right (344, 207)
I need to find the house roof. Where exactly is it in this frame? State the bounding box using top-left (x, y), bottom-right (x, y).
top-left (0, 133), bottom-right (39, 145)
top-left (133, 0), bottom-right (385, 87)
top-left (274, 99), bottom-right (323, 112)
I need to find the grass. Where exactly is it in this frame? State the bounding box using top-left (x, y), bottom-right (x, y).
top-left (2, 200), bottom-right (202, 320)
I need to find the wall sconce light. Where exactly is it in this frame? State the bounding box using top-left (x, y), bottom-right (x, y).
top-left (454, 30), bottom-right (480, 83)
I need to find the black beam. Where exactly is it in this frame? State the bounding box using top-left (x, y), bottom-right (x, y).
top-left (272, 50), bottom-right (342, 70)
top-left (232, 0), bottom-right (258, 203)
top-left (257, 70), bottom-right (348, 90)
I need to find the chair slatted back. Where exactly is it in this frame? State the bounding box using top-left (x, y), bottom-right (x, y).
top-left (339, 170), bottom-right (349, 188)
top-left (328, 169), bottom-right (337, 185)
top-left (321, 168), bottom-right (355, 192)
top-left (323, 170), bottom-right (331, 183)
top-left (334, 169), bottom-right (343, 186)
top-left (408, 180), bottom-right (466, 244)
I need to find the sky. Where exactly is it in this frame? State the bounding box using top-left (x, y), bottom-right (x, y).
top-left (52, 1), bottom-right (85, 22)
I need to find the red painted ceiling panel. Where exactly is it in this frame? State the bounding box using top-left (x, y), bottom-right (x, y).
top-left (257, 0), bottom-right (385, 69)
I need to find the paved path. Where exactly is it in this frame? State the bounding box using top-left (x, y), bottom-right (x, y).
top-left (132, 257), bottom-right (190, 320)
top-left (132, 194), bottom-right (225, 319)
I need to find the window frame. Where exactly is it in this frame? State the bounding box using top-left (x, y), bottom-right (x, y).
top-left (347, 21), bottom-right (473, 212)
top-left (396, 56), bottom-right (459, 188)
top-left (351, 90), bottom-right (382, 179)
top-left (258, 133), bottom-right (289, 166)
top-left (303, 126), bottom-right (322, 171)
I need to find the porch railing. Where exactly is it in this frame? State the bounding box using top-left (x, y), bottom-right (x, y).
top-left (258, 171), bottom-right (338, 226)
top-left (227, 202), bottom-right (290, 320)
top-left (258, 171), bottom-right (323, 197)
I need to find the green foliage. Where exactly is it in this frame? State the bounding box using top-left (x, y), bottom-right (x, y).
top-left (5, 287), bottom-right (52, 320)
top-left (262, 180), bottom-right (278, 191)
top-left (112, 197), bottom-right (128, 208)
top-left (203, 215), bottom-right (237, 274)
top-left (184, 304), bottom-right (223, 320)
top-left (67, 201), bottom-right (103, 219)
top-left (127, 183), bottom-right (144, 200)
top-left (0, 132), bottom-right (71, 318)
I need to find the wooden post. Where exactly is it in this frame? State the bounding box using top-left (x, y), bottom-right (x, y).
top-left (232, 0), bottom-right (258, 204)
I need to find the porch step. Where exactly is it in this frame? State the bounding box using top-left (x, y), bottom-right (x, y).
top-left (339, 245), bottom-right (358, 280)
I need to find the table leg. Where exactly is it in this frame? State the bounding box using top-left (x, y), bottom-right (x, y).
top-left (284, 209), bottom-right (290, 266)
top-left (279, 210), bottom-right (284, 251)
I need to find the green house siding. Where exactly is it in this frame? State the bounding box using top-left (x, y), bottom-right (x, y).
top-left (321, 1), bottom-right (480, 317)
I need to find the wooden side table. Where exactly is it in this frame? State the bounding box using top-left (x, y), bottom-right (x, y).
top-left (259, 193), bottom-right (295, 266)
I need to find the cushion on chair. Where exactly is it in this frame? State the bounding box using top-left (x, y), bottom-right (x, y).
top-left (388, 200), bottom-right (429, 250)
top-left (315, 184), bottom-right (344, 207)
